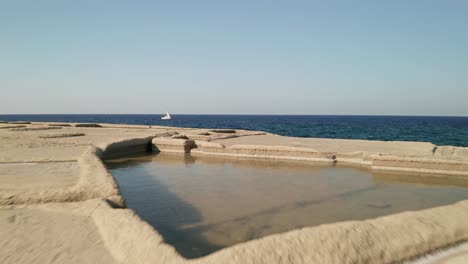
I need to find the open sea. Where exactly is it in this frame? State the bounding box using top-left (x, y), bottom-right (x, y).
top-left (1, 114), bottom-right (467, 147)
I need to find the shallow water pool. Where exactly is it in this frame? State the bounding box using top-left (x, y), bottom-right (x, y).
top-left (105, 153), bottom-right (468, 258)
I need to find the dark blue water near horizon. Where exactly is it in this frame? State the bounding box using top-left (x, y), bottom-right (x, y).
top-left (1, 114), bottom-right (468, 147)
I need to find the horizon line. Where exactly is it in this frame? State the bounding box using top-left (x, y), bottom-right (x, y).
top-left (1, 113), bottom-right (467, 118)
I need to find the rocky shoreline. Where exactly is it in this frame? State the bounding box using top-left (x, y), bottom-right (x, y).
top-left (1, 121), bottom-right (468, 263)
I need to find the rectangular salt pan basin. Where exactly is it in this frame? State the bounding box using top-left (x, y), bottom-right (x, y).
top-left (105, 153), bottom-right (468, 258)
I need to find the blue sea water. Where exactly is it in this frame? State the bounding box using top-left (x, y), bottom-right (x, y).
top-left (1, 114), bottom-right (467, 147)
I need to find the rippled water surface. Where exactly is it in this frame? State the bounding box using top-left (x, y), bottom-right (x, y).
top-left (2, 114), bottom-right (468, 146)
top-left (105, 153), bottom-right (468, 258)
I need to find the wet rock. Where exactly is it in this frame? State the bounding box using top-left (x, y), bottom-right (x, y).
top-left (8, 121), bottom-right (31, 124)
top-left (11, 127), bottom-right (62, 131)
top-left (210, 129), bottom-right (236, 133)
top-left (155, 131), bottom-right (179, 137)
top-left (0, 125), bottom-right (26, 129)
top-left (75, 123), bottom-right (102, 128)
top-left (39, 133), bottom-right (86, 138)
top-left (172, 134), bottom-right (189, 139)
top-left (48, 124), bottom-right (72, 127)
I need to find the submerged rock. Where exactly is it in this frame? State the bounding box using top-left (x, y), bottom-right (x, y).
top-left (366, 202), bottom-right (392, 209)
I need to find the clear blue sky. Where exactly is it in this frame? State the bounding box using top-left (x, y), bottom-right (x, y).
top-left (1, 1), bottom-right (467, 115)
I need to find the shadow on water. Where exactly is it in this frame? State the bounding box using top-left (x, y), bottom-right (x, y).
top-left (105, 155), bottom-right (374, 258)
top-left (105, 158), bottom-right (223, 258)
top-left (105, 153), bottom-right (468, 258)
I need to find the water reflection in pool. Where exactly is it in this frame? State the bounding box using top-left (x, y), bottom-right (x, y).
top-left (105, 153), bottom-right (468, 258)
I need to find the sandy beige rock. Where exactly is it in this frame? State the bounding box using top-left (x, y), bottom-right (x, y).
top-left (1, 121), bottom-right (468, 263)
top-left (214, 134), bottom-right (437, 156)
top-left (152, 138), bottom-right (196, 153)
top-left (0, 200), bottom-right (117, 264)
top-left (0, 162), bottom-right (79, 190)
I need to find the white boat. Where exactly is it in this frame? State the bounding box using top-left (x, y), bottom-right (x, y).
top-left (161, 111), bottom-right (171, 120)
